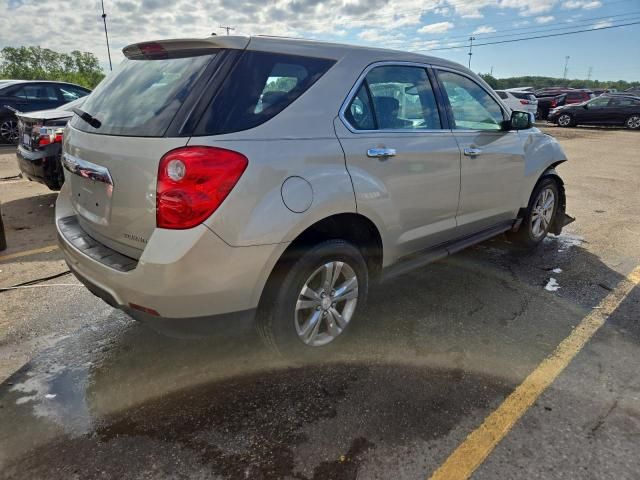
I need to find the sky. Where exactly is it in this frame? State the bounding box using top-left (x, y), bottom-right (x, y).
top-left (1, 0), bottom-right (639, 81)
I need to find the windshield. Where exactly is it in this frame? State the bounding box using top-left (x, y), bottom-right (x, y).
top-left (71, 53), bottom-right (216, 136)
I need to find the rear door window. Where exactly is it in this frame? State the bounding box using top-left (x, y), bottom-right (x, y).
top-left (71, 53), bottom-right (217, 136)
top-left (195, 51), bottom-right (335, 135)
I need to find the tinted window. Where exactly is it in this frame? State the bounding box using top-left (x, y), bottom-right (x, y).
top-left (58, 85), bottom-right (89, 102)
top-left (588, 97), bottom-right (610, 107)
top-left (345, 84), bottom-right (375, 130)
top-left (510, 91), bottom-right (534, 100)
top-left (14, 84), bottom-right (58, 101)
top-left (196, 51), bottom-right (335, 135)
top-left (346, 66), bottom-right (441, 131)
top-left (496, 91), bottom-right (508, 99)
top-left (71, 53), bottom-right (216, 136)
top-left (437, 71), bottom-right (504, 130)
top-left (609, 97), bottom-right (640, 106)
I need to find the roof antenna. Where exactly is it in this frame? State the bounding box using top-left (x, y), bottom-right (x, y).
top-left (101, 0), bottom-right (113, 71)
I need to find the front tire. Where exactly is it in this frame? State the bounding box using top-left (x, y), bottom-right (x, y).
top-left (625, 115), bottom-right (640, 130)
top-left (556, 113), bottom-right (574, 128)
top-left (509, 178), bottom-right (560, 248)
top-left (257, 239), bottom-right (368, 357)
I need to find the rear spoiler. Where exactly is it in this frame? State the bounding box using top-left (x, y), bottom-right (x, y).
top-left (123, 36), bottom-right (249, 60)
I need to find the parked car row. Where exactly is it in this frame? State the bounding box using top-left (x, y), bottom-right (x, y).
top-left (548, 94), bottom-right (640, 129)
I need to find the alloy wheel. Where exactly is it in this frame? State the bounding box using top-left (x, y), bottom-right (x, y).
top-left (557, 114), bottom-right (572, 127)
top-left (626, 115), bottom-right (640, 130)
top-left (531, 187), bottom-right (555, 239)
top-left (294, 261), bottom-right (358, 347)
top-left (0, 119), bottom-right (18, 144)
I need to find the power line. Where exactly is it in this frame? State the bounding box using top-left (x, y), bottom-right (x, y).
top-left (445, 11), bottom-right (640, 41)
top-left (424, 20), bottom-right (640, 51)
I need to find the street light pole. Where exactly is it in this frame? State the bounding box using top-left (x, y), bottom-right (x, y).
top-left (563, 55), bottom-right (570, 81)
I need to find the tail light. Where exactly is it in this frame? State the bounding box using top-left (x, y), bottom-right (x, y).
top-left (38, 127), bottom-right (63, 147)
top-left (519, 99), bottom-right (530, 105)
top-left (551, 99), bottom-right (557, 108)
top-left (156, 146), bottom-right (248, 229)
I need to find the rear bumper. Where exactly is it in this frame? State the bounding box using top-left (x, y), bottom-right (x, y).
top-left (56, 182), bottom-right (288, 326)
top-left (68, 262), bottom-right (256, 336)
top-left (16, 144), bottom-right (63, 189)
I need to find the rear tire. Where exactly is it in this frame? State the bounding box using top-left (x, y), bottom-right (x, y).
top-left (556, 113), bottom-right (574, 128)
top-left (625, 115), bottom-right (640, 130)
top-left (508, 177), bottom-right (560, 249)
top-left (256, 239), bottom-right (368, 358)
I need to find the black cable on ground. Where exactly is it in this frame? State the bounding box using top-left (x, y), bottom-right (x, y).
top-left (0, 174), bottom-right (22, 181)
top-left (0, 270), bottom-right (72, 293)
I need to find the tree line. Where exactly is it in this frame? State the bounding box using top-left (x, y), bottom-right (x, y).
top-left (0, 46), bottom-right (105, 89)
top-left (479, 74), bottom-right (639, 91)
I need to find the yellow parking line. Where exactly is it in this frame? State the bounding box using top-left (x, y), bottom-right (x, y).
top-left (429, 265), bottom-right (640, 480)
top-left (0, 244), bottom-right (59, 262)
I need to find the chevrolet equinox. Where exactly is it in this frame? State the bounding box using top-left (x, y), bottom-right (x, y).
top-left (56, 36), bottom-right (571, 354)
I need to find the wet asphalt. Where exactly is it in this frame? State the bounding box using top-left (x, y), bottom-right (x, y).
top-left (0, 127), bottom-right (639, 479)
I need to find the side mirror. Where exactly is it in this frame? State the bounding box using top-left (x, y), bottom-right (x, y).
top-left (506, 110), bottom-right (532, 130)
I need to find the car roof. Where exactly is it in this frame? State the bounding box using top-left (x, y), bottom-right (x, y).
top-left (125, 35), bottom-right (467, 72)
top-left (0, 79), bottom-right (90, 89)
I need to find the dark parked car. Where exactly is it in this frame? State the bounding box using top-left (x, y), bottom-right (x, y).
top-left (536, 88), bottom-right (594, 105)
top-left (0, 80), bottom-right (90, 144)
top-left (536, 93), bottom-right (567, 119)
top-left (548, 94), bottom-right (640, 129)
top-left (16, 97), bottom-right (84, 190)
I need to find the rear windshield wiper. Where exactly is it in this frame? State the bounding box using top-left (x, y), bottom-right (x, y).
top-left (72, 108), bottom-right (102, 129)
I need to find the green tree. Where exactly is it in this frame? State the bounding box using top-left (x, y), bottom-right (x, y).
top-left (477, 73), bottom-right (639, 92)
top-left (0, 46), bottom-right (105, 89)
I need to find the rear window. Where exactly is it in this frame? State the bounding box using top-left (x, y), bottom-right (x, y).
top-left (195, 51), bottom-right (335, 136)
top-left (496, 91), bottom-right (508, 99)
top-left (510, 91), bottom-right (533, 100)
top-left (71, 53), bottom-right (216, 136)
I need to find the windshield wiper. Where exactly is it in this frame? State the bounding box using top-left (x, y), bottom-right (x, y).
top-left (72, 108), bottom-right (101, 129)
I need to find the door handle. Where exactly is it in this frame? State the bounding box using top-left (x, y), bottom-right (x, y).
top-left (463, 147), bottom-right (482, 156)
top-left (367, 148), bottom-right (396, 158)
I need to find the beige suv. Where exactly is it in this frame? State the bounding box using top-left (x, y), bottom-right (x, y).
top-left (56, 36), bottom-right (571, 354)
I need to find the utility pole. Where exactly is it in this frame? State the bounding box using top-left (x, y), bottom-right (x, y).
top-left (219, 25), bottom-right (235, 35)
top-left (587, 66), bottom-right (593, 81)
top-left (101, 0), bottom-right (112, 71)
top-left (468, 36), bottom-right (476, 69)
top-left (562, 55), bottom-right (570, 81)
top-left (490, 65), bottom-right (494, 76)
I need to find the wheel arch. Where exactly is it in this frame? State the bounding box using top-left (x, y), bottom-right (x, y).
top-left (258, 212), bottom-right (384, 310)
top-left (515, 167), bottom-right (567, 235)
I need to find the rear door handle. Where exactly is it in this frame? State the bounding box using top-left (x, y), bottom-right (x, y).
top-left (463, 147), bottom-right (482, 156)
top-left (367, 148), bottom-right (396, 158)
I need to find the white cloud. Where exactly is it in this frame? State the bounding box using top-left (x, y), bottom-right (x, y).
top-left (418, 21), bottom-right (455, 34)
top-left (563, 0), bottom-right (602, 10)
top-left (592, 19), bottom-right (613, 29)
top-left (500, 0), bottom-right (555, 16)
top-left (535, 15), bottom-right (555, 24)
top-left (472, 25), bottom-right (496, 34)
